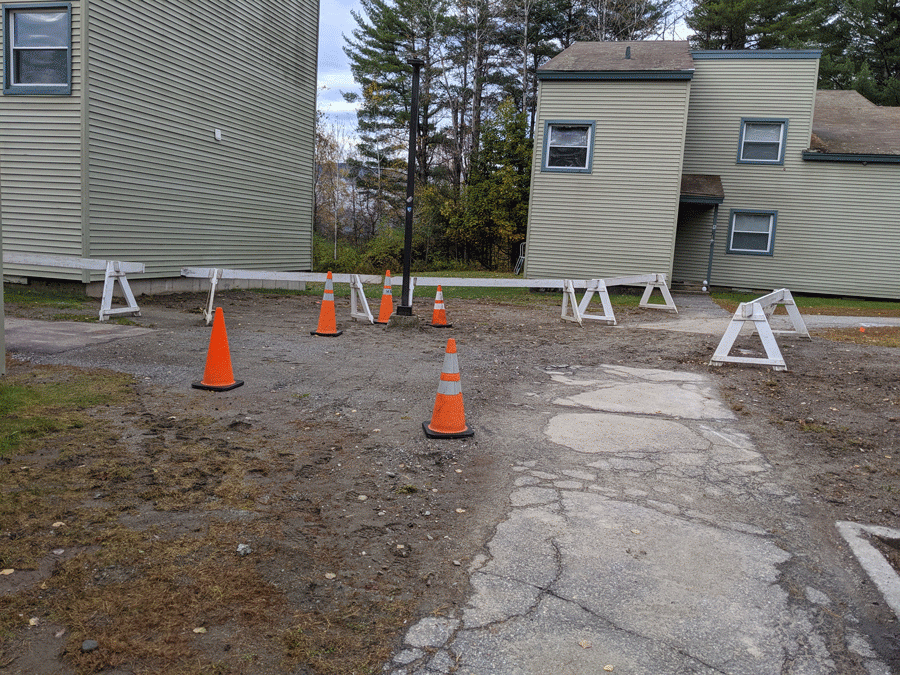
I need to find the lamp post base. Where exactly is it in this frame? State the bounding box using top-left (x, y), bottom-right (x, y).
top-left (387, 313), bottom-right (420, 329)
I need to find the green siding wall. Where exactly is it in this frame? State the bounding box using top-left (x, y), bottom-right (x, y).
top-left (525, 78), bottom-right (690, 280)
top-left (0, 0), bottom-right (85, 280)
top-left (675, 57), bottom-right (900, 299)
top-left (85, 0), bottom-right (317, 277)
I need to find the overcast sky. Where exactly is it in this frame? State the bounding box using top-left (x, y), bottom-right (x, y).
top-left (317, 0), bottom-right (364, 137)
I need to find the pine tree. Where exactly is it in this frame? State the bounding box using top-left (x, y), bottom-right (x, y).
top-left (686, 0), bottom-right (756, 49)
top-left (820, 0), bottom-right (900, 105)
top-left (457, 99), bottom-right (532, 269)
top-left (343, 0), bottom-right (450, 230)
top-left (688, 0), bottom-right (829, 50)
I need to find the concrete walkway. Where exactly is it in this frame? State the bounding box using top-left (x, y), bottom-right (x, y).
top-left (641, 294), bottom-right (900, 335)
top-left (4, 317), bottom-right (154, 354)
top-left (386, 363), bottom-right (891, 674)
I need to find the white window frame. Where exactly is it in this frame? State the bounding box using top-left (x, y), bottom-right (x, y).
top-left (738, 119), bottom-right (788, 165)
top-left (727, 209), bottom-right (777, 256)
top-left (3, 3), bottom-right (72, 96)
top-left (542, 120), bottom-right (595, 173)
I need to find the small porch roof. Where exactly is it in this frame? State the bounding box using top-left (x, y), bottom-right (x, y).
top-left (680, 174), bottom-right (724, 204)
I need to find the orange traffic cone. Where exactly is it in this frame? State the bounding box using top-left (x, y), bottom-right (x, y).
top-left (375, 270), bottom-right (393, 324)
top-left (192, 307), bottom-right (244, 391)
top-left (311, 271), bottom-right (343, 337)
top-left (423, 338), bottom-right (474, 438)
top-left (429, 285), bottom-right (452, 328)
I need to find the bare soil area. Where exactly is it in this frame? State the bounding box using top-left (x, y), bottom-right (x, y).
top-left (1, 289), bottom-right (898, 674)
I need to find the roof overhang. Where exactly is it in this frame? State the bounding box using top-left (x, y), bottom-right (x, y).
top-left (802, 151), bottom-right (900, 164)
top-left (691, 49), bottom-right (822, 60)
top-left (538, 70), bottom-right (693, 81)
top-left (680, 174), bottom-right (724, 204)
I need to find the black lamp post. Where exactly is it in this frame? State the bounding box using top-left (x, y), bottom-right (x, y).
top-left (397, 56), bottom-right (424, 316)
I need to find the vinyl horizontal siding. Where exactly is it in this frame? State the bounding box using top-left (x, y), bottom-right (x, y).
top-left (0, 1), bottom-right (84, 281)
top-left (676, 58), bottom-right (900, 299)
top-left (525, 79), bottom-right (690, 280)
top-left (85, 0), bottom-right (316, 277)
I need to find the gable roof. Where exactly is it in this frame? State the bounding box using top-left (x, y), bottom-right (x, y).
top-left (809, 90), bottom-right (900, 158)
top-left (538, 41), bottom-right (694, 80)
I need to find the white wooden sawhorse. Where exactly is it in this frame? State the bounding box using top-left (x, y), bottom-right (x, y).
top-left (180, 268), bottom-right (383, 324)
top-left (561, 273), bottom-right (677, 326)
top-left (398, 273), bottom-right (676, 327)
top-left (709, 288), bottom-right (810, 371)
top-left (181, 267), bottom-right (678, 327)
top-left (4, 253), bottom-right (144, 321)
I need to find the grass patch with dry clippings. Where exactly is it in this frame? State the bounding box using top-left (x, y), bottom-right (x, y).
top-left (0, 364), bottom-right (133, 456)
top-left (815, 325), bottom-right (900, 348)
top-left (282, 600), bottom-right (412, 675)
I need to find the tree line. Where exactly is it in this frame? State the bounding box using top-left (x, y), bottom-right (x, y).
top-left (313, 0), bottom-right (898, 273)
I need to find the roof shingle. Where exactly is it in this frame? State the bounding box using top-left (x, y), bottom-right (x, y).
top-left (539, 41), bottom-right (694, 74)
top-left (810, 90), bottom-right (900, 156)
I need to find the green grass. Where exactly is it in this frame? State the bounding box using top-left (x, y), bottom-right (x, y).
top-left (0, 384), bottom-right (62, 455)
top-left (711, 291), bottom-right (900, 316)
top-left (0, 367), bottom-right (132, 456)
top-left (4, 283), bottom-right (90, 309)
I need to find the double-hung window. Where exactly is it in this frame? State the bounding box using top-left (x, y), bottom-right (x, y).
top-left (543, 121), bottom-right (594, 173)
top-left (3, 3), bottom-right (72, 95)
top-left (738, 119), bottom-right (787, 164)
top-left (727, 210), bottom-right (777, 255)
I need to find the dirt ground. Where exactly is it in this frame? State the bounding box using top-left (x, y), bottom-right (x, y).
top-left (1, 289), bottom-right (898, 674)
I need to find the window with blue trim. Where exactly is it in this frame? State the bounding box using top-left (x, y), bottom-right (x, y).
top-left (3, 3), bottom-right (72, 95)
top-left (738, 119), bottom-right (787, 164)
top-left (728, 210), bottom-right (777, 255)
top-left (543, 121), bottom-right (594, 172)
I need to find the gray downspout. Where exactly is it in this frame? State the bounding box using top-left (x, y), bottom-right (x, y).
top-left (703, 204), bottom-right (719, 292)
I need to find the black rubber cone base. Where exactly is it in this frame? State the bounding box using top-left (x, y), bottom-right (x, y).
top-left (430, 323), bottom-right (453, 328)
top-left (310, 330), bottom-right (343, 337)
top-left (192, 379), bottom-right (244, 391)
top-left (423, 421), bottom-right (474, 439)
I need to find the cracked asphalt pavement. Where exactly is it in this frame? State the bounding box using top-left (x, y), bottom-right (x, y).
top-left (388, 364), bottom-right (892, 675)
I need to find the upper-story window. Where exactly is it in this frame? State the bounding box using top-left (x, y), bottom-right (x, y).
top-left (738, 119), bottom-right (787, 164)
top-left (3, 3), bottom-right (72, 95)
top-left (542, 121), bottom-right (595, 173)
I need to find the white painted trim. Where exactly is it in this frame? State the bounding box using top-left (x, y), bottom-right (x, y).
top-left (5, 253), bottom-right (143, 273)
top-left (349, 274), bottom-right (374, 324)
top-left (836, 521), bottom-right (900, 620)
top-left (561, 280), bottom-right (584, 325)
top-left (576, 279), bottom-right (616, 324)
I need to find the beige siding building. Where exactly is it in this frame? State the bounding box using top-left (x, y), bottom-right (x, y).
top-left (526, 42), bottom-right (900, 299)
top-left (526, 42), bottom-right (693, 280)
top-left (1, 0), bottom-right (317, 286)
